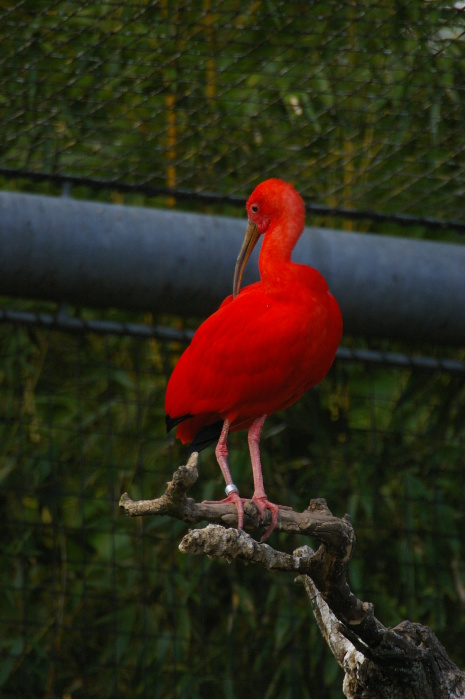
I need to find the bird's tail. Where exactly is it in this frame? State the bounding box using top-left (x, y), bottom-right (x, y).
top-left (165, 412), bottom-right (223, 453)
top-left (188, 420), bottom-right (223, 453)
top-left (165, 413), bottom-right (192, 433)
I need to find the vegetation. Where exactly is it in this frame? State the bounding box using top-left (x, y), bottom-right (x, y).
top-left (0, 317), bottom-right (463, 698)
top-left (1, 0), bottom-right (465, 234)
top-left (0, 1), bottom-right (464, 697)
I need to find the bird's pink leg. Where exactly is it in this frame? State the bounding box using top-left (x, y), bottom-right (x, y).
top-left (202, 419), bottom-right (246, 531)
top-left (248, 415), bottom-right (291, 541)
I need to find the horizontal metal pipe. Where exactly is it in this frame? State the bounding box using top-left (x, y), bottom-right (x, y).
top-left (0, 191), bottom-right (464, 344)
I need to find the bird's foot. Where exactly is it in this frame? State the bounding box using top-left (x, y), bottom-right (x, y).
top-left (202, 492), bottom-right (247, 531)
top-left (250, 495), bottom-right (292, 542)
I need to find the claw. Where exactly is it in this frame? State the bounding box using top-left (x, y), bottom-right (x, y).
top-left (251, 495), bottom-right (292, 541)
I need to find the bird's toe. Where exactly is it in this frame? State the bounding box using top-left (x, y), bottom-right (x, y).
top-left (250, 495), bottom-right (289, 541)
top-left (202, 492), bottom-right (246, 531)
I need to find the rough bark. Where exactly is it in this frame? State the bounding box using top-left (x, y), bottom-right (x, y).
top-left (119, 454), bottom-right (465, 699)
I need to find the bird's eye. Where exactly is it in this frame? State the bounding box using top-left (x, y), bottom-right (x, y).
top-left (251, 204), bottom-right (259, 213)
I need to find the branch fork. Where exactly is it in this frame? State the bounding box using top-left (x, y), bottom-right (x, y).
top-left (119, 454), bottom-right (465, 699)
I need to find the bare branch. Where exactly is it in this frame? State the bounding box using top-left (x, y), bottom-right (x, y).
top-left (119, 452), bottom-right (354, 540)
top-left (120, 454), bottom-right (383, 647)
top-left (120, 457), bottom-right (465, 699)
top-left (297, 574), bottom-right (365, 671)
top-left (180, 524), bottom-right (308, 572)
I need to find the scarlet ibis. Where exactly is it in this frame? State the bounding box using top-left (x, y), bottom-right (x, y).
top-left (165, 178), bottom-right (342, 540)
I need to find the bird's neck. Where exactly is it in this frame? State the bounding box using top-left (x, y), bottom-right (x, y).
top-left (258, 219), bottom-right (303, 290)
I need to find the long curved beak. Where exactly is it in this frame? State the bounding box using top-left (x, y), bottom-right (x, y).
top-left (233, 220), bottom-right (260, 298)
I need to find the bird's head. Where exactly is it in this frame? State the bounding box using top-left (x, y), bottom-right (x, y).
top-left (233, 179), bottom-right (305, 297)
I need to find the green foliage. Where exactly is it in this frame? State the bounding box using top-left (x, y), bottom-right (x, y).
top-left (0, 317), bottom-right (464, 698)
top-left (1, 1), bottom-right (465, 697)
top-left (1, 0), bottom-right (465, 235)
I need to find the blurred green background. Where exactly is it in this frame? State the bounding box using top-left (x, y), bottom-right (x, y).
top-left (1, 2), bottom-right (464, 697)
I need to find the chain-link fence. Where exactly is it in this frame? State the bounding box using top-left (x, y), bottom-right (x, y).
top-left (1, 318), bottom-right (464, 699)
top-left (2, 1), bottom-right (465, 228)
top-left (1, 2), bottom-right (465, 698)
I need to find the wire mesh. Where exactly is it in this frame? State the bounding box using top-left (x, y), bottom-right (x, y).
top-left (1, 2), bottom-right (465, 697)
top-left (0, 316), bottom-right (464, 698)
top-left (1, 0), bottom-right (465, 225)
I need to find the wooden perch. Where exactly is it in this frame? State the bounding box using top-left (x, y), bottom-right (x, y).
top-left (119, 454), bottom-right (465, 699)
top-left (119, 451), bottom-right (351, 537)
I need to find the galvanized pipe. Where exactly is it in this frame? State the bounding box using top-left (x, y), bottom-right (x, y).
top-left (0, 191), bottom-right (464, 344)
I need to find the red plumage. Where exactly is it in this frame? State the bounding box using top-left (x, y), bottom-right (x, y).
top-left (165, 178), bottom-right (342, 539)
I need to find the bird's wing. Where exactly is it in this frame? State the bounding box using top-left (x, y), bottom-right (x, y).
top-left (165, 282), bottom-right (339, 425)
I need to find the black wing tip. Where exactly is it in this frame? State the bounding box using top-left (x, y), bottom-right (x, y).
top-left (165, 415), bottom-right (223, 452)
top-left (189, 420), bottom-right (223, 453)
top-left (165, 413), bottom-right (192, 433)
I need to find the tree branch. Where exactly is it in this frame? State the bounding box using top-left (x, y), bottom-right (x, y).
top-left (119, 452), bottom-right (349, 538)
top-left (119, 454), bottom-right (465, 699)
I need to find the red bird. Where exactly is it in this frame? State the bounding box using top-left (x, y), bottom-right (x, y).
top-left (165, 179), bottom-right (342, 540)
